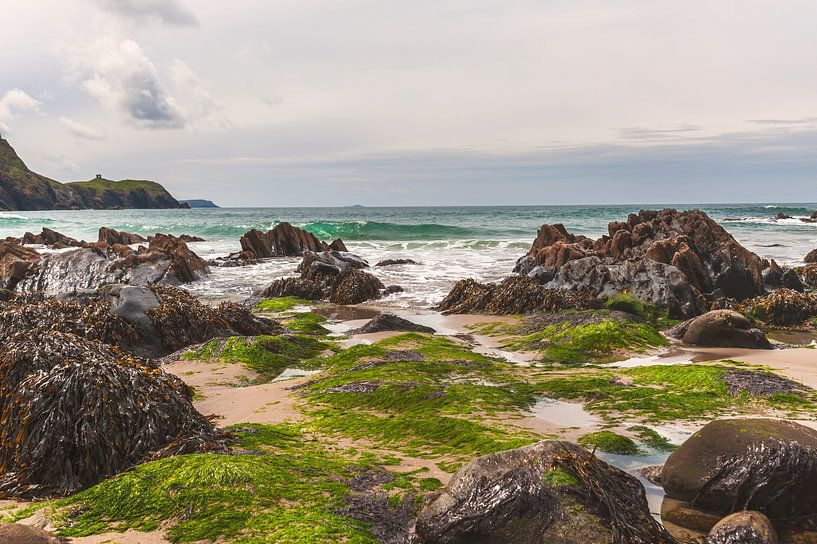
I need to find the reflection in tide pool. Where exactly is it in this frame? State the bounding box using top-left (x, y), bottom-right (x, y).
top-left (529, 397), bottom-right (602, 428)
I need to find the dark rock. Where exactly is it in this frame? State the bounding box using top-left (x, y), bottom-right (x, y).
top-left (238, 222), bottom-right (345, 259)
top-left (515, 209), bottom-right (765, 304)
top-left (297, 250), bottom-right (369, 275)
top-left (805, 249), bottom-right (817, 264)
top-left (782, 268), bottom-right (805, 292)
top-left (437, 276), bottom-right (599, 315)
top-left (416, 440), bottom-right (675, 544)
top-left (16, 234), bottom-right (209, 293)
top-left (739, 289), bottom-right (817, 327)
top-left (706, 511), bottom-right (778, 544)
top-left (661, 419), bottom-right (817, 519)
top-left (666, 310), bottom-right (771, 349)
top-left (262, 267), bottom-right (384, 306)
top-left (763, 260), bottom-right (783, 286)
top-left (0, 329), bottom-right (230, 498)
top-left (547, 256), bottom-right (703, 319)
top-left (21, 227), bottom-right (84, 248)
top-left (0, 241), bottom-right (39, 289)
top-left (797, 264), bottom-right (817, 288)
top-left (376, 258), bottom-right (419, 267)
top-left (0, 523), bottom-right (65, 543)
top-left (98, 226), bottom-right (147, 245)
top-left (774, 212), bottom-right (792, 221)
top-left (382, 285), bottom-right (404, 295)
top-left (721, 368), bottom-right (809, 398)
top-left (350, 314), bottom-right (435, 335)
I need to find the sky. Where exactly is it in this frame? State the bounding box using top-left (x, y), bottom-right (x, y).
top-left (1, 0), bottom-right (817, 206)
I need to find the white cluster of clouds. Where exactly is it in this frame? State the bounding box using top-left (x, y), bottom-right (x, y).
top-left (91, 0), bottom-right (198, 26)
top-left (0, 89), bottom-right (41, 133)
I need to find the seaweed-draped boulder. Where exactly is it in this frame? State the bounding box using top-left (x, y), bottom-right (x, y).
top-left (661, 419), bottom-right (817, 520)
top-left (416, 440), bottom-right (675, 544)
top-left (0, 330), bottom-right (229, 498)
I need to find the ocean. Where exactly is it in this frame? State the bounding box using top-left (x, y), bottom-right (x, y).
top-left (2, 203), bottom-right (816, 306)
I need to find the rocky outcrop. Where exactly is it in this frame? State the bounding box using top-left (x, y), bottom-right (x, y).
top-left (236, 222), bottom-right (347, 260)
top-left (0, 136), bottom-right (182, 210)
top-left (20, 228), bottom-right (84, 248)
top-left (416, 440), bottom-right (675, 544)
top-left (98, 226), bottom-right (147, 245)
top-left (706, 511), bottom-right (778, 544)
top-left (261, 251), bottom-right (385, 305)
top-left (661, 419), bottom-right (817, 519)
top-left (763, 260), bottom-right (784, 286)
top-left (0, 241), bottom-right (39, 289)
top-left (350, 314), bottom-right (435, 334)
top-left (806, 249), bottom-right (817, 264)
top-left (16, 234), bottom-right (208, 293)
top-left (666, 310), bottom-right (771, 349)
top-left (547, 256), bottom-right (702, 318)
top-left (739, 289), bottom-right (817, 327)
top-left (514, 209), bottom-right (765, 313)
top-left (437, 276), bottom-right (599, 315)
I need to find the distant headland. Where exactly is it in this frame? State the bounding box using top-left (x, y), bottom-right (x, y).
top-left (0, 136), bottom-right (187, 211)
top-left (179, 199), bottom-right (220, 208)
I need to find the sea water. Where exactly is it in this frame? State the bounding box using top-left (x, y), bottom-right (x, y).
top-left (2, 203), bottom-right (816, 306)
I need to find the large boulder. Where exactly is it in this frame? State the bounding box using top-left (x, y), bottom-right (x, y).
top-left (666, 310), bottom-right (771, 349)
top-left (297, 250), bottom-right (369, 275)
top-left (805, 249), bottom-right (817, 264)
top-left (706, 511), bottom-right (778, 544)
top-left (15, 234), bottom-right (208, 293)
top-left (0, 329), bottom-right (229, 498)
top-left (416, 440), bottom-right (675, 544)
top-left (514, 209), bottom-right (765, 309)
top-left (661, 419), bottom-right (817, 519)
top-left (547, 256), bottom-right (702, 318)
top-left (238, 222), bottom-right (345, 259)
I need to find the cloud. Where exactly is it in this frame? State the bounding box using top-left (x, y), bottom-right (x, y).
top-left (63, 37), bottom-right (221, 129)
top-left (0, 89), bottom-right (42, 133)
top-left (235, 41), bottom-right (273, 64)
top-left (91, 0), bottom-right (198, 26)
top-left (59, 117), bottom-right (106, 140)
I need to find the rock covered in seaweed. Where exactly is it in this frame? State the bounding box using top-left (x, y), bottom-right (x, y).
top-left (513, 209), bottom-right (766, 314)
top-left (666, 310), bottom-right (771, 349)
top-left (661, 418), bottom-right (817, 520)
top-left (436, 276), bottom-right (598, 315)
top-left (0, 329), bottom-right (230, 498)
top-left (0, 284), bottom-right (280, 357)
top-left (416, 440), bottom-right (675, 544)
top-left (738, 289), bottom-right (817, 327)
top-left (261, 250), bottom-right (386, 305)
top-left (350, 313), bottom-right (435, 334)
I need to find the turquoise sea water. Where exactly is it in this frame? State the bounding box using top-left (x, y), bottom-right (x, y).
top-left (2, 204), bottom-right (816, 306)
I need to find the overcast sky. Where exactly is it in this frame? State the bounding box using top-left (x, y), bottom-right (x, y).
top-left (1, 0), bottom-right (816, 206)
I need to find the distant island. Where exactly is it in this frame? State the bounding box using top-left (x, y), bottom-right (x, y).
top-left (179, 199), bottom-right (220, 208)
top-left (0, 136), bottom-right (185, 210)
